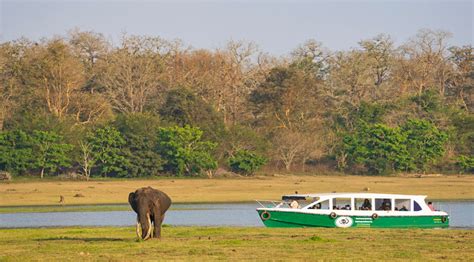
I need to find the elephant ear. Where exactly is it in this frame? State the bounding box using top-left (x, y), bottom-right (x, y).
top-left (128, 192), bottom-right (138, 213)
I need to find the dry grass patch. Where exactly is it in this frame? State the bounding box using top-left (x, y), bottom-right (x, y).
top-left (0, 175), bottom-right (473, 207)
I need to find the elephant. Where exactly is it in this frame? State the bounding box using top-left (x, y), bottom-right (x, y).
top-left (128, 186), bottom-right (172, 240)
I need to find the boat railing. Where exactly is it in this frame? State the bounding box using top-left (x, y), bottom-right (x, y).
top-left (255, 200), bottom-right (285, 208)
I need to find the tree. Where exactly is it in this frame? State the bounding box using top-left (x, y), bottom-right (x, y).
top-left (291, 39), bottom-right (330, 79)
top-left (401, 119), bottom-right (448, 172)
top-left (250, 66), bottom-right (325, 171)
top-left (273, 130), bottom-right (307, 171)
top-left (97, 35), bottom-right (167, 113)
top-left (0, 130), bottom-right (35, 175)
top-left (358, 34), bottom-right (395, 88)
top-left (114, 113), bottom-right (164, 177)
top-left (395, 29), bottom-right (452, 96)
top-left (157, 125), bottom-right (217, 176)
top-left (87, 126), bottom-right (128, 177)
top-left (228, 149), bottom-right (267, 176)
top-left (79, 141), bottom-right (95, 180)
top-left (159, 87), bottom-right (225, 142)
top-left (343, 123), bottom-right (410, 175)
top-left (29, 39), bottom-right (86, 119)
top-left (0, 40), bottom-right (32, 130)
top-left (448, 45), bottom-right (473, 112)
top-left (32, 130), bottom-right (73, 178)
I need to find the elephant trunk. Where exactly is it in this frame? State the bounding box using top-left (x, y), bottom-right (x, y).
top-left (137, 212), bottom-right (153, 240)
top-left (144, 213), bottom-right (152, 240)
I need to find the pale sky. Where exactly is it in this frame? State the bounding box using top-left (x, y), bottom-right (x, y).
top-left (1, 0), bottom-right (472, 55)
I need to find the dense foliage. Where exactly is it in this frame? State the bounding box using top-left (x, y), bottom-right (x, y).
top-left (0, 29), bottom-right (472, 178)
top-left (157, 126), bottom-right (217, 176)
top-left (228, 150), bottom-right (267, 175)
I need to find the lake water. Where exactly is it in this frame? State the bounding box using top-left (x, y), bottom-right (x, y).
top-left (0, 201), bottom-right (472, 228)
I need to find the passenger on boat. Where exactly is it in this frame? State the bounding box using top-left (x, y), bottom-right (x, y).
top-left (308, 203), bottom-right (321, 209)
top-left (344, 204), bottom-right (351, 210)
top-left (290, 200), bottom-right (299, 209)
top-left (379, 199), bottom-right (391, 211)
top-left (361, 199), bottom-right (372, 210)
top-left (399, 206), bottom-right (408, 211)
top-left (427, 202), bottom-right (435, 211)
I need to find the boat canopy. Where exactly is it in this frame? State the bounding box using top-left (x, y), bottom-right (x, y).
top-left (281, 193), bottom-right (427, 200)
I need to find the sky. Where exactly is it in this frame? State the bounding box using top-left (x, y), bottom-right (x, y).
top-left (0, 0), bottom-right (472, 55)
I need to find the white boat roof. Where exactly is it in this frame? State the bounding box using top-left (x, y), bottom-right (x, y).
top-left (283, 192), bottom-right (427, 199)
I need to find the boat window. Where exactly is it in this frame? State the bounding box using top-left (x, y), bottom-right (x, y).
top-left (414, 201), bottom-right (422, 211)
top-left (333, 198), bottom-right (351, 210)
top-left (394, 199), bottom-right (411, 211)
top-left (309, 199), bottom-right (329, 210)
top-left (355, 198), bottom-right (372, 210)
top-left (375, 198), bottom-right (392, 211)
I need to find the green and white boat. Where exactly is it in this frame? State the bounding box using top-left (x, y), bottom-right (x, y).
top-left (256, 193), bottom-right (449, 228)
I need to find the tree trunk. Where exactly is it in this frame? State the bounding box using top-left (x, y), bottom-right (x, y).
top-left (40, 168), bottom-right (44, 179)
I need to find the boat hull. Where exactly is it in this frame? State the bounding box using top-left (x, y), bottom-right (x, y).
top-left (257, 210), bottom-right (449, 228)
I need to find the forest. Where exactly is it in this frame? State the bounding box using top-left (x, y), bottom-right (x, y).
top-left (0, 28), bottom-right (472, 178)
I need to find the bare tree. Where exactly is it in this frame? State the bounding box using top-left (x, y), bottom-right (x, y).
top-left (97, 35), bottom-right (167, 113)
top-left (29, 39), bottom-right (86, 118)
top-left (396, 29), bottom-right (452, 96)
top-left (79, 141), bottom-right (95, 181)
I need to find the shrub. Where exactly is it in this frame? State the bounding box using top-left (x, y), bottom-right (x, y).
top-left (228, 150), bottom-right (267, 175)
top-left (87, 126), bottom-right (128, 177)
top-left (0, 130), bottom-right (35, 175)
top-left (157, 125), bottom-right (217, 176)
top-left (401, 119), bottom-right (448, 172)
top-left (456, 155), bottom-right (474, 174)
top-left (343, 123), bottom-right (410, 175)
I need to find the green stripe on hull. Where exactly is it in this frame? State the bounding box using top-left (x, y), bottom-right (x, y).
top-left (257, 210), bottom-right (449, 228)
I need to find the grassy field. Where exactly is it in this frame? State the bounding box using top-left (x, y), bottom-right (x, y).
top-left (0, 175), bottom-right (473, 209)
top-left (0, 226), bottom-right (472, 261)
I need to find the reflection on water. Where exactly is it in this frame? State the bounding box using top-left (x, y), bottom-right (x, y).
top-left (0, 202), bottom-right (472, 228)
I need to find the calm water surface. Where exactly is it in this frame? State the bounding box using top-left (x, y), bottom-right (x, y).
top-left (0, 201), bottom-right (472, 228)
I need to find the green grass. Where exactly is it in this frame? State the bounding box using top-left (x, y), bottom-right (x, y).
top-left (0, 226), bottom-right (472, 261)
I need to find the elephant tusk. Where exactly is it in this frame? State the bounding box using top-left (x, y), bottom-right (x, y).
top-left (143, 213), bottom-right (152, 240)
top-left (136, 221), bottom-right (141, 239)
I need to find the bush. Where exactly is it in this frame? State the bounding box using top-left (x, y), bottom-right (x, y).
top-left (0, 130), bottom-right (35, 175)
top-left (228, 150), bottom-right (267, 175)
top-left (343, 123), bottom-right (410, 175)
top-left (456, 155), bottom-right (474, 174)
top-left (87, 126), bottom-right (128, 177)
top-left (343, 119), bottom-right (449, 175)
top-left (401, 119), bottom-right (448, 172)
top-left (157, 125), bottom-right (217, 176)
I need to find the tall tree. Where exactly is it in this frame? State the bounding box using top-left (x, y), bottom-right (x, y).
top-left (29, 39), bottom-right (86, 119)
top-left (87, 126), bottom-right (127, 177)
top-left (395, 29), bottom-right (452, 96)
top-left (32, 130), bottom-right (73, 178)
top-left (97, 35), bottom-right (167, 113)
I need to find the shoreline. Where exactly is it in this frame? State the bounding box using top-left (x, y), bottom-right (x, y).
top-left (1, 198), bottom-right (474, 214)
top-left (1, 175), bottom-right (473, 207)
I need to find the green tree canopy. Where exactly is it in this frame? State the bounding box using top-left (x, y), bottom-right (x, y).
top-left (157, 125), bottom-right (217, 176)
top-left (31, 130), bottom-right (73, 178)
top-left (401, 119), bottom-right (448, 172)
top-left (87, 126), bottom-right (128, 177)
top-left (0, 130), bottom-right (35, 175)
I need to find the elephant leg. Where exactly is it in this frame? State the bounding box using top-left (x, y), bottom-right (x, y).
top-left (152, 208), bottom-right (163, 239)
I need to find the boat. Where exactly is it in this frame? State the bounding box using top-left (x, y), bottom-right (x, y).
top-left (256, 193), bottom-right (449, 228)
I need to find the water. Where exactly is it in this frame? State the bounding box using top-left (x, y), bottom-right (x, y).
top-left (0, 202), bottom-right (472, 228)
